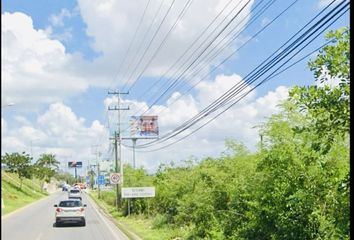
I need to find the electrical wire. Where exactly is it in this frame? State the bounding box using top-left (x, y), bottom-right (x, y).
top-left (132, 0), bottom-right (348, 149)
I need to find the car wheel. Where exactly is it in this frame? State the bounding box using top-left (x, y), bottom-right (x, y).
top-left (81, 219), bottom-right (86, 226)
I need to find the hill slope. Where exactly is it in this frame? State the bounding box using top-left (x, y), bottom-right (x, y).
top-left (1, 171), bottom-right (48, 216)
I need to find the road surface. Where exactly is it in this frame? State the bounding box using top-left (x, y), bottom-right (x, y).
top-left (1, 191), bottom-right (129, 240)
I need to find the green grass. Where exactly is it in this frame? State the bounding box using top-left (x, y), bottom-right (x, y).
top-left (89, 190), bottom-right (189, 240)
top-left (1, 171), bottom-right (48, 216)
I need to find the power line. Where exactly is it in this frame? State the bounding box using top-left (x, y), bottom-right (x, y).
top-left (107, 0), bottom-right (152, 91)
top-left (121, 0), bottom-right (177, 90)
top-left (122, 0), bottom-right (255, 131)
top-left (119, 0), bottom-right (166, 89)
top-left (143, 0), bottom-right (338, 130)
top-left (139, 0), bottom-right (277, 116)
top-left (121, 0), bottom-right (288, 134)
top-left (132, 0), bottom-right (348, 150)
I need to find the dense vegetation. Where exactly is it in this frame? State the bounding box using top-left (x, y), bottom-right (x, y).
top-left (97, 27), bottom-right (349, 239)
top-left (2, 152), bottom-right (61, 191)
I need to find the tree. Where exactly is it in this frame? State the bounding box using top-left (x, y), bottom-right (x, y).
top-left (87, 168), bottom-right (96, 189)
top-left (289, 27), bottom-right (350, 152)
top-left (34, 153), bottom-right (60, 187)
top-left (53, 171), bottom-right (77, 185)
top-left (1, 152), bottom-right (33, 189)
top-left (248, 27), bottom-right (350, 239)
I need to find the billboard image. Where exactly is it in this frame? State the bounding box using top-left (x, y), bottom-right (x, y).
top-left (68, 161), bottom-right (82, 168)
top-left (130, 116), bottom-right (159, 138)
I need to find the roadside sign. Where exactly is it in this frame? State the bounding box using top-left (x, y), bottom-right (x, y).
top-left (110, 173), bottom-right (121, 184)
top-left (122, 187), bottom-right (155, 198)
top-left (97, 175), bottom-right (105, 185)
top-left (86, 176), bottom-right (90, 184)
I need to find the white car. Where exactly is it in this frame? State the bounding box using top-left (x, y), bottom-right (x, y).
top-left (54, 199), bottom-right (87, 226)
top-left (68, 188), bottom-right (82, 200)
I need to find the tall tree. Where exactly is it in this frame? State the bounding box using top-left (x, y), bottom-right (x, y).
top-left (35, 153), bottom-right (60, 184)
top-left (289, 27), bottom-right (350, 152)
top-left (1, 152), bottom-right (33, 189)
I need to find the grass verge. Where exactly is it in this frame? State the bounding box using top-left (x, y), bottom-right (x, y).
top-left (88, 190), bottom-right (188, 240)
top-left (1, 171), bottom-right (48, 216)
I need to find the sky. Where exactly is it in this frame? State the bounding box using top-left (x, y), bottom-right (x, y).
top-left (1, 0), bottom-right (349, 176)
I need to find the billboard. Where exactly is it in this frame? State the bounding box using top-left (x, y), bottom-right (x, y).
top-left (130, 116), bottom-right (159, 138)
top-left (68, 161), bottom-right (82, 168)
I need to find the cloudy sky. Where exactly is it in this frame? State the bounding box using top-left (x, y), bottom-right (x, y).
top-left (1, 0), bottom-right (349, 174)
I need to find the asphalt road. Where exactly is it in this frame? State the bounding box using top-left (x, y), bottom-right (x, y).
top-left (1, 190), bottom-right (129, 240)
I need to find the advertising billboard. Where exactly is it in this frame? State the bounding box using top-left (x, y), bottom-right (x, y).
top-left (68, 161), bottom-right (83, 168)
top-left (130, 116), bottom-right (159, 138)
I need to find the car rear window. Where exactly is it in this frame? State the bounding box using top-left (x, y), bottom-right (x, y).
top-left (59, 201), bottom-right (82, 207)
top-left (70, 189), bottom-right (80, 193)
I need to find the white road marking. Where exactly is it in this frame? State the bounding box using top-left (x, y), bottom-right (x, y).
top-left (35, 232), bottom-right (43, 240)
top-left (86, 196), bottom-right (128, 240)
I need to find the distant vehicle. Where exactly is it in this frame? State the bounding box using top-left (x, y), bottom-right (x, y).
top-left (68, 189), bottom-right (82, 200)
top-left (62, 184), bottom-right (70, 191)
top-left (54, 199), bottom-right (86, 226)
top-left (74, 183), bottom-right (86, 190)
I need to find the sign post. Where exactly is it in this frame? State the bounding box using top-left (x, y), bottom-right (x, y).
top-left (122, 187), bottom-right (155, 198)
top-left (110, 173), bottom-right (121, 185)
top-left (68, 161), bottom-right (82, 181)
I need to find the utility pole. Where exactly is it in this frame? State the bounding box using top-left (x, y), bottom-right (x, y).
top-left (108, 90), bottom-right (129, 210)
top-left (132, 138), bottom-right (137, 169)
top-left (30, 141), bottom-right (35, 193)
top-left (97, 162), bottom-right (101, 198)
top-left (92, 144), bottom-right (101, 197)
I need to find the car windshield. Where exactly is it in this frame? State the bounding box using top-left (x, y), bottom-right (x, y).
top-left (59, 201), bottom-right (82, 207)
top-left (70, 189), bottom-right (80, 193)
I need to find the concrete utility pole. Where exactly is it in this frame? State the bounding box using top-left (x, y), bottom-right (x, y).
top-left (91, 144), bottom-right (102, 197)
top-left (108, 90), bottom-right (129, 210)
top-left (132, 138), bottom-right (137, 169)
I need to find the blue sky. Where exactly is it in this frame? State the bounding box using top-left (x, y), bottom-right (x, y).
top-left (1, 0), bottom-right (350, 174)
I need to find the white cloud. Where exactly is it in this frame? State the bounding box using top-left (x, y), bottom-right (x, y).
top-left (2, 0), bottom-right (256, 109)
top-left (49, 8), bottom-right (72, 27)
top-left (1, 1), bottom-right (291, 173)
top-left (2, 102), bottom-right (109, 170)
top-left (1, 12), bottom-right (89, 109)
top-left (103, 74), bottom-right (289, 173)
top-left (317, 0), bottom-right (339, 8)
top-left (78, 0), bottom-right (254, 82)
top-left (261, 17), bottom-right (271, 27)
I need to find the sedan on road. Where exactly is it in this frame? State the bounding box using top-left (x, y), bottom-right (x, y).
top-left (54, 199), bottom-right (87, 226)
top-left (68, 188), bottom-right (82, 200)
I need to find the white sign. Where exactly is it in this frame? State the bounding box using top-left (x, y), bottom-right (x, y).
top-left (122, 187), bottom-right (155, 198)
top-left (110, 173), bottom-right (121, 184)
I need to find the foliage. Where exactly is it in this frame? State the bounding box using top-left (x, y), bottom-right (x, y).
top-left (1, 152), bottom-right (33, 188)
top-left (96, 27), bottom-right (350, 239)
top-left (289, 27), bottom-right (350, 151)
top-left (34, 153), bottom-right (60, 183)
top-left (53, 171), bottom-right (77, 185)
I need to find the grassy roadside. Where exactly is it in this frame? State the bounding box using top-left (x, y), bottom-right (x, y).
top-left (1, 171), bottom-right (48, 216)
top-left (88, 190), bottom-right (187, 240)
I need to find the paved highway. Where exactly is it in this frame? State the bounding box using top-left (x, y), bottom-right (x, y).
top-left (1, 190), bottom-right (129, 240)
